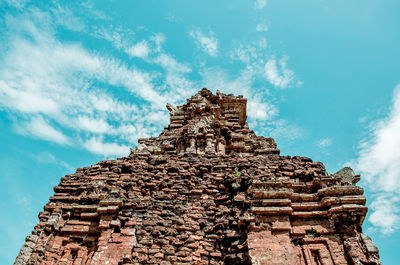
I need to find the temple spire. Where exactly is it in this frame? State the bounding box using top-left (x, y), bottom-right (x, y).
top-left (132, 88), bottom-right (279, 156)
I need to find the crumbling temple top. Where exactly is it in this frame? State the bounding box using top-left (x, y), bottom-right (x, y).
top-left (132, 88), bottom-right (278, 157)
top-left (16, 88), bottom-right (381, 265)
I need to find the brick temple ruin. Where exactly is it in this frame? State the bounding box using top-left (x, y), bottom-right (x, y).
top-left (15, 88), bottom-right (381, 265)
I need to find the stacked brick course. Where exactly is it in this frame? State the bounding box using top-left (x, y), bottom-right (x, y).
top-left (15, 88), bottom-right (381, 265)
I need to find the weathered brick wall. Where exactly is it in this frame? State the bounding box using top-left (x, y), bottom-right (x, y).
top-left (15, 89), bottom-right (381, 265)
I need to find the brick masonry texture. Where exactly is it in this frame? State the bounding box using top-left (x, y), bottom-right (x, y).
top-left (15, 88), bottom-right (381, 265)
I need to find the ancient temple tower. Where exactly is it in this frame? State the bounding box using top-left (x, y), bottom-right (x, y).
top-left (15, 88), bottom-right (381, 265)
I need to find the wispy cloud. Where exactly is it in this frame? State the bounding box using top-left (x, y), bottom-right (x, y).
top-left (318, 138), bottom-right (332, 148)
top-left (30, 151), bottom-right (74, 172)
top-left (189, 28), bottom-right (218, 57)
top-left (92, 26), bottom-right (157, 60)
top-left (15, 116), bottom-right (70, 145)
top-left (91, 25), bottom-right (195, 102)
top-left (126, 40), bottom-right (150, 58)
top-left (254, 0), bottom-right (267, 10)
top-left (0, 8), bottom-right (177, 157)
top-left (83, 137), bottom-right (130, 157)
top-left (256, 23), bottom-right (269, 32)
top-left (247, 98), bottom-right (277, 120)
top-left (50, 4), bottom-right (86, 32)
top-left (76, 116), bottom-right (113, 134)
top-left (228, 38), bottom-right (300, 95)
top-left (353, 84), bottom-right (400, 234)
top-left (264, 56), bottom-right (295, 88)
top-left (368, 195), bottom-right (399, 234)
top-left (230, 38), bottom-right (267, 63)
top-left (92, 25), bottom-right (127, 49)
top-left (151, 33), bottom-right (165, 52)
top-left (154, 53), bottom-right (191, 73)
top-left (268, 120), bottom-right (305, 141)
top-left (0, 4), bottom-right (206, 158)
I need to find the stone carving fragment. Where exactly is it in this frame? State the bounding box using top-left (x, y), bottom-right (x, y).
top-left (333, 166), bottom-right (361, 185)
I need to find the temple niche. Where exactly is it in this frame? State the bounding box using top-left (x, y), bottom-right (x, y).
top-left (15, 88), bottom-right (381, 265)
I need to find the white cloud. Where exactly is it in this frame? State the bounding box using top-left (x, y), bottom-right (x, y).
top-left (1, 15), bottom-right (162, 106)
top-left (256, 23), bottom-right (268, 32)
top-left (83, 137), bottom-right (130, 157)
top-left (247, 98), bottom-right (277, 121)
top-left (353, 84), bottom-right (400, 233)
top-left (32, 151), bottom-right (57, 164)
top-left (355, 85), bottom-right (400, 191)
top-left (76, 116), bottom-right (112, 134)
top-left (31, 151), bottom-right (74, 172)
top-left (79, 1), bottom-right (111, 21)
top-left (91, 27), bottom-right (194, 106)
top-left (92, 26), bottom-right (156, 60)
top-left (268, 120), bottom-right (305, 141)
top-left (230, 40), bottom-right (299, 91)
top-left (224, 39), bottom-right (302, 141)
top-left (152, 53), bottom-right (196, 101)
top-left (151, 33), bottom-right (165, 52)
top-left (16, 116), bottom-right (70, 145)
top-left (189, 28), bottom-right (218, 57)
top-left (264, 56), bottom-right (295, 88)
top-left (254, 0), bottom-right (267, 10)
top-left (231, 44), bottom-right (258, 64)
top-left (318, 138), bottom-right (332, 148)
top-left (0, 6), bottom-right (203, 158)
top-left (230, 38), bottom-right (267, 64)
top-left (126, 40), bottom-right (150, 58)
top-left (154, 53), bottom-right (191, 74)
top-left (51, 4), bottom-right (86, 32)
top-left (368, 195), bottom-right (400, 235)
top-left (92, 26), bottom-right (126, 49)
top-left (0, 80), bottom-right (60, 115)
top-left (0, 8), bottom-right (174, 157)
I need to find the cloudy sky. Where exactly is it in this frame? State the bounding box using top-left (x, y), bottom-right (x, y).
top-left (0, 0), bottom-right (399, 264)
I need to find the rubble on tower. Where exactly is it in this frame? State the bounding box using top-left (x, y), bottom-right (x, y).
top-left (15, 88), bottom-right (381, 265)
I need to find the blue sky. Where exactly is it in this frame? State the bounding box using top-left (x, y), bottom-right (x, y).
top-left (0, 0), bottom-right (399, 264)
